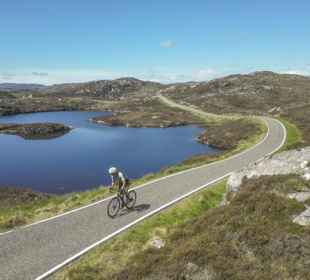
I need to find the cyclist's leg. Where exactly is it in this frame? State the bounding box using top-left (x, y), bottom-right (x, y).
top-left (117, 181), bottom-right (125, 207)
top-left (124, 178), bottom-right (130, 194)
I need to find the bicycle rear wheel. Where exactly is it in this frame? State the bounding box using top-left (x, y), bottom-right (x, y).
top-left (124, 190), bottom-right (137, 209)
top-left (107, 197), bottom-right (121, 218)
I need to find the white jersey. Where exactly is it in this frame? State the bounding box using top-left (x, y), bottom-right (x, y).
top-left (111, 171), bottom-right (126, 186)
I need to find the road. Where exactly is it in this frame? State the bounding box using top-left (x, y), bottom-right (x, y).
top-left (157, 94), bottom-right (236, 121)
top-left (0, 117), bottom-right (286, 280)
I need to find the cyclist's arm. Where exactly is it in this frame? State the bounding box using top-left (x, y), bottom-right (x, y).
top-left (110, 175), bottom-right (115, 188)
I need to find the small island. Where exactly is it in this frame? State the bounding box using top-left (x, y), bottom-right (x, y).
top-left (0, 123), bottom-right (71, 139)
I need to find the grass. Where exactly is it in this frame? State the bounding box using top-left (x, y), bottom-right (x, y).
top-left (278, 117), bottom-right (304, 151)
top-left (0, 186), bottom-right (110, 232)
top-left (0, 114), bottom-right (266, 233)
top-left (282, 104), bottom-right (310, 148)
top-left (0, 95), bottom-right (267, 232)
top-left (107, 175), bottom-right (310, 280)
top-left (54, 180), bottom-right (226, 279)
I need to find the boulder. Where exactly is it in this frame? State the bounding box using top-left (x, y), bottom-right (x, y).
top-left (293, 207), bottom-right (310, 226)
top-left (227, 148), bottom-right (310, 196)
top-left (148, 237), bottom-right (165, 249)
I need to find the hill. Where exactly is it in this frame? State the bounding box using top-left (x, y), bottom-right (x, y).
top-left (0, 83), bottom-right (46, 92)
top-left (43, 77), bottom-right (163, 99)
top-left (161, 71), bottom-right (310, 114)
top-left (161, 71), bottom-right (310, 148)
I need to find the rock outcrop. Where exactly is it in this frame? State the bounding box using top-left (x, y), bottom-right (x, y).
top-left (226, 148), bottom-right (310, 226)
top-left (227, 148), bottom-right (310, 194)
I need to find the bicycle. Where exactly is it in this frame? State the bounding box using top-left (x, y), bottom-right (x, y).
top-left (107, 186), bottom-right (137, 218)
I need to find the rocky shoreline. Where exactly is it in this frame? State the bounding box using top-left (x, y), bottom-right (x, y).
top-left (0, 123), bottom-right (71, 139)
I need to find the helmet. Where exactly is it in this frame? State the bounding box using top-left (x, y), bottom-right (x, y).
top-left (108, 167), bottom-right (118, 175)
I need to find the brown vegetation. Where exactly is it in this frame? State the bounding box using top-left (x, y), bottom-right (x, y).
top-left (0, 187), bottom-right (50, 209)
top-left (198, 119), bottom-right (259, 150)
top-left (111, 175), bottom-right (310, 280)
top-left (163, 71), bottom-right (310, 149)
top-left (92, 98), bottom-right (202, 128)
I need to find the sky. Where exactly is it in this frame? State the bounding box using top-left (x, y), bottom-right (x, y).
top-left (0, 0), bottom-right (309, 85)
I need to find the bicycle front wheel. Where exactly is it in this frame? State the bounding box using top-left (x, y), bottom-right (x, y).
top-left (124, 190), bottom-right (137, 209)
top-left (107, 197), bottom-right (121, 218)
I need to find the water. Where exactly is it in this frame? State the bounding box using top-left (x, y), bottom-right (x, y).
top-left (0, 111), bottom-right (218, 194)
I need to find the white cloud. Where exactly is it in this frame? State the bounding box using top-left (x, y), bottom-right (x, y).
top-left (135, 68), bottom-right (220, 83)
top-left (160, 40), bottom-right (175, 48)
top-left (192, 69), bottom-right (218, 81)
top-left (0, 68), bottom-right (221, 85)
top-left (32, 72), bottom-right (49, 77)
top-left (279, 65), bottom-right (310, 77)
top-left (283, 70), bottom-right (310, 76)
top-left (0, 73), bottom-right (16, 81)
top-left (0, 70), bottom-right (126, 85)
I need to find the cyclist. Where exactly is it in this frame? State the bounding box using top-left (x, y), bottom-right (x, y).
top-left (108, 167), bottom-right (130, 193)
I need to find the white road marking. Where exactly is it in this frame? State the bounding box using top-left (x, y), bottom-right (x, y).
top-left (35, 173), bottom-right (231, 280)
top-left (35, 118), bottom-right (286, 279)
top-left (2, 117), bottom-right (271, 234)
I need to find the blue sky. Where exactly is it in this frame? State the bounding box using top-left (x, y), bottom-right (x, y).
top-left (1, 0), bottom-right (309, 84)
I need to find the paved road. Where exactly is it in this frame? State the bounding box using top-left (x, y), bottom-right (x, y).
top-left (0, 117), bottom-right (286, 280)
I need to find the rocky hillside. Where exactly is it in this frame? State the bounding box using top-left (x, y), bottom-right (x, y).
top-left (2, 72), bottom-right (310, 146)
top-left (161, 71), bottom-right (310, 114)
top-left (106, 149), bottom-right (310, 280)
top-left (43, 77), bottom-right (162, 99)
top-left (226, 148), bottom-right (310, 226)
top-left (162, 71), bottom-right (310, 148)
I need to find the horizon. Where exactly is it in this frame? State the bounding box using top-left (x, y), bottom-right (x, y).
top-left (0, 70), bottom-right (310, 87)
top-left (1, 0), bottom-right (309, 85)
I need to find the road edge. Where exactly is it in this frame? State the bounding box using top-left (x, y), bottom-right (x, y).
top-left (35, 117), bottom-right (287, 280)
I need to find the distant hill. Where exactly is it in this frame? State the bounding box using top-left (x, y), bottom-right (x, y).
top-left (0, 83), bottom-right (46, 93)
top-left (0, 78), bottom-right (163, 99)
top-left (161, 71), bottom-right (310, 113)
top-left (43, 77), bottom-right (163, 99)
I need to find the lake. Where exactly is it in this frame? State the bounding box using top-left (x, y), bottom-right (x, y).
top-left (0, 111), bottom-right (218, 194)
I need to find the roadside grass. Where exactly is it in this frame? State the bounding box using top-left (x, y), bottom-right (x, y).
top-left (278, 117), bottom-right (304, 151)
top-left (0, 116), bottom-right (266, 233)
top-left (109, 175), bottom-right (310, 280)
top-left (0, 95), bottom-right (268, 232)
top-left (54, 180), bottom-right (226, 279)
top-left (0, 186), bottom-right (110, 232)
